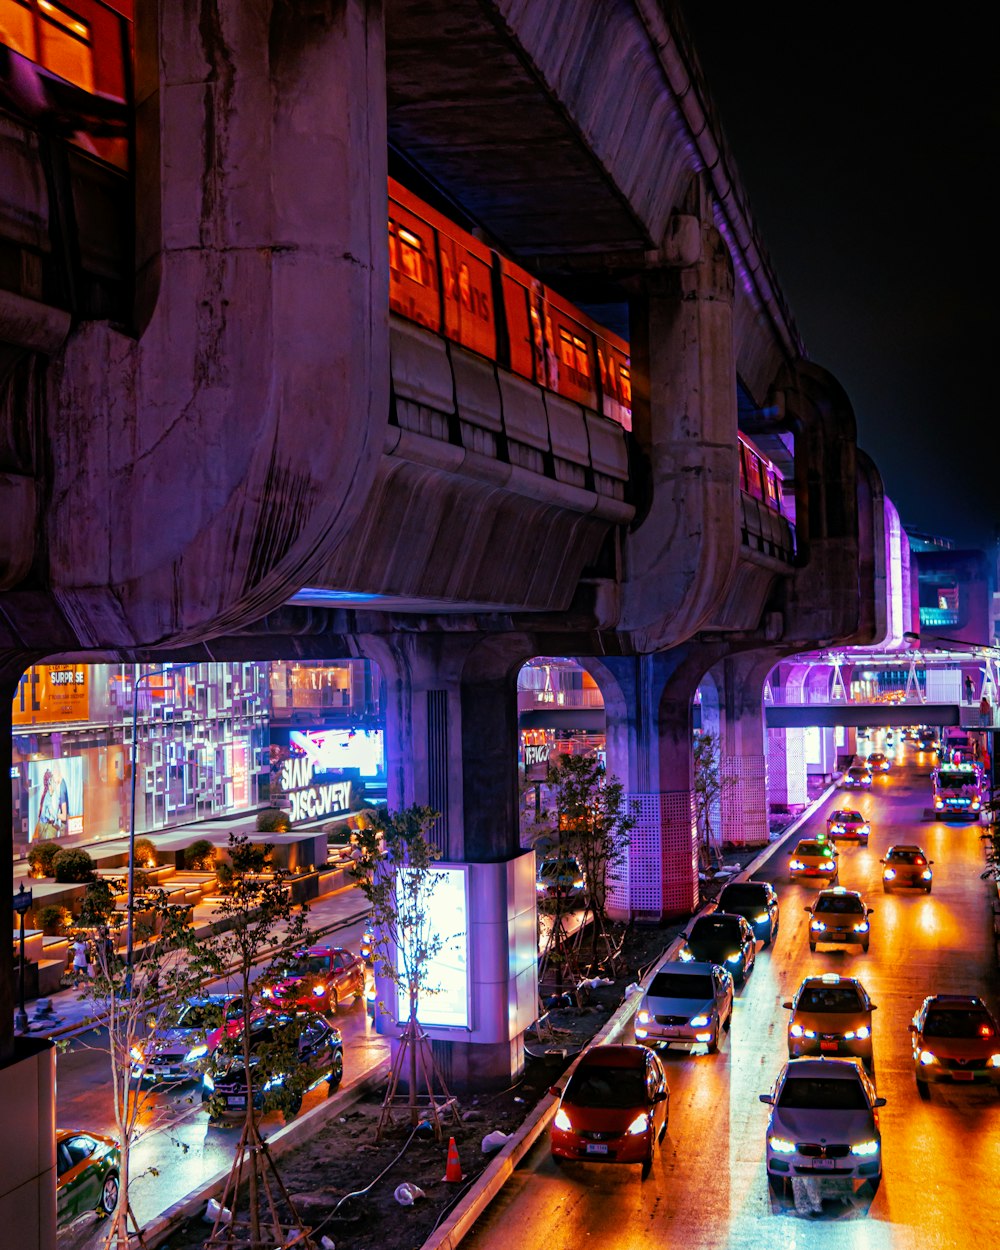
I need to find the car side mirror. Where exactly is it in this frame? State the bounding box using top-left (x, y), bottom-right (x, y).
top-left (929, 861), bottom-right (935, 865)
top-left (653, 1089), bottom-right (668, 1102)
top-left (867, 908), bottom-right (875, 914)
top-left (758, 1094), bottom-right (773, 1105)
top-left (782, 1001), bottom-right (793, 1010)
top-left (908, 1023), bottom-right (917, 1032)
top-left (878, 859), bottom-right (885, 864)
top-left (871, 1004), bottom-right (878, 1011)
top-left (549, 1085), bottom-right (562, 1098)
top-left (803, 907), bottom-right (813, 914)
top-left (874, 1097), bottom-right (887, 1108)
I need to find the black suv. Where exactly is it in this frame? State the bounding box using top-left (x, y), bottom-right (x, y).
top-left (679, 913), bottom-right (757, 984)
top-left (202, 1011), bottom-right (343, 1122)
top-left (715, 881), bottom-right (779, 946)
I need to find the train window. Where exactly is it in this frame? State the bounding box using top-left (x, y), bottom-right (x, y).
top-left (559, 328), bottom-right (576, 369)
top-left (572, 335), bottom-right (590, 379)
top-left (618, 366), bottom-right (630, 407)
top-left (0, 0), bottom-right (38, 60)
top-left (764, 468), bottom-right (778, 503)
top-left (738, 446), bottom-right (748, 492)
top-left (397, 226), bottom-right (425, 285)
top-left (744, 451), bottom-right (762, 499)
top-left (38, 0), bottom-right (94, 92)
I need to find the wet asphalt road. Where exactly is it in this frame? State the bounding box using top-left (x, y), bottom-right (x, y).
top-left (463, 741), bottom-right (1000, 1250)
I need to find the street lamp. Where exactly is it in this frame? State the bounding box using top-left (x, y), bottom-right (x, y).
top-left (125, 661), bottom-right (201, 989)
top-left (13, 882), bottom-right (33, 1034)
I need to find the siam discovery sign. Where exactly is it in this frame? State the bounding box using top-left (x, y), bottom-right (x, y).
top-left (279, 756), bottom-right (353, 823)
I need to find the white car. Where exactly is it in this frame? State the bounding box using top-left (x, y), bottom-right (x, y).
top-left (634, 961), bottom-right (734, 1053)
top-left (759, 1057), bottom-right (885, 1197)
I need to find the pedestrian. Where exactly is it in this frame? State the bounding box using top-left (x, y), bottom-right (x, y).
top-left (965, 675), bottom-right (975, 704)
top-left (70, 935), bottom-right (91, 989)
top-left (980, 694), bottom-right (992, 725)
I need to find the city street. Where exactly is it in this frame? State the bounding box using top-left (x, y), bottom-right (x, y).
top-left (463, 745), bottom-right (1000, 1250)
top-left (55, 910), bottom-right (384, 1234)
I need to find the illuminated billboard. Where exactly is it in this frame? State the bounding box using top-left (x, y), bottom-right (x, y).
top-left (27, 757), bottom-right (85, 841)
top-left (395, 864), bottom-right (469, 1029)
top-left (13, 665), bottom-right (89, 725)
top-left (289, 728), bottom-right (384, 778)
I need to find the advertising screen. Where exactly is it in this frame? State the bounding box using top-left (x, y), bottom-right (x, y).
top-left (288, 728), bottom-right (384, 778)
top-left (395, 864), bottom-right (469, 1029)
top-left (13, 665), bottom-right (89, 725)
top-left (27, 757), bottom-right (85, 840)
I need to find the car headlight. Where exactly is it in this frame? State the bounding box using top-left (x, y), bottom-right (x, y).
top-left (626, 1113), bottom-right (649, 1136)
top-left (535, 882), bottom-right (547, 893)
top-left (860, 825), bottom-right (870, 834)
top-left (851, 1140), bottom-right (879, 1157)
top-left (312, 984), bottom-right (326, 997)
top-left (821, 860), bottom-right (835, 870)
top-left (130, 1046), bottom-right (144, 1063)
top-left (855, 1025), bottom-right (871, 1039)
top-left (934, 798), bottom-right (943, 808)
top-left (679, 947), bottom-right (695, 962)
top-left (989, 1054), bottom-right (1000, 1068)
top-left (853, 921), bottom-right (870, 932)
top-left (831, 825), bottom-right (844, 833)
top-left (883, 869), bottom-right (896, 880)
top-left (919, 1049), bottom-right (937, 1066)
top-left (803, 1029), bottom-right (816, 1039)
top-left (811, 920), bottom-right (826, 931)
top-left (768, 1136), bottom-right (797, 1154)
top-left (261, 986), bottom-right (274, 998)
top-left (637, 1010), bottom-right (650, 1025)
top-left (689, 1015), bottom-right (710, 1028)
top-left (921, 870), bottom-right (932, 880)
top-left (842, 1030), bottom-right (856, 1040)
top-left (789, 860), bottom-right (804, 871)
top-left (184, 1044), bottom-right (208, 1063)
top-left (573, 878), bottom-right (584, 888)
top-left (263, 1075), bottom-right (285, 1092)
top-left (754, 913), bottom-right (769, 923)
top-left (554, 1108), bottom-right (572, 1131)
top-left (202, 1072), bottom-right (215, 1092)
top-left (726, 953), bottom-right (742, 965)
top-left (790, 1024), bottom-right (804, 1038)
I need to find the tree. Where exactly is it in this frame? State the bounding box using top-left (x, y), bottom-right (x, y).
top-left (201, 834), bottom-right (315, 1250)
top-left (547, 754), bottom-right (632, 962)
top-left (184, 838), bottom-right (216, 870)
top-left (52, 846), bottom-right (95, 882)
top-left (351, 805), bottom-right (460, 1137)
top-left (693, 732), bottom-right (735, 874)
top-left (79, 879), bottom-right (205, 1250)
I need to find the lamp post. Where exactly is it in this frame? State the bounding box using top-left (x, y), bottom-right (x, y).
top-left (13, 882), bottom-right (33, 1034)
top-left (125, 662), bottom-right (200, 990)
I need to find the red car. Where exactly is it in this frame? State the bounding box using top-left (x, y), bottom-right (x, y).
top-left (550, 1045), bottom-right (669, 1180)
top-left (826, 809), bottom-right (871, 843)
top-left (261, 945), bottom-right (366, 1015)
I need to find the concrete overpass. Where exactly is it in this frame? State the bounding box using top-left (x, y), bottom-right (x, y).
top-left (0, 5), bottom-right (904, 1237)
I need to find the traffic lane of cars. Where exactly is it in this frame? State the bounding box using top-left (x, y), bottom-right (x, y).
top-left (461, 759), bottom-right (1000, 1250)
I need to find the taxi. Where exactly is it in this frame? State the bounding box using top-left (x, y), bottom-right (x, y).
top-left (787, 838), bottom-right (839, 885)
top-left (806, 887), bottom-right (873, 952)
top-left (783, 974), bottom-right (876, 1066)
top-left (56, 1130), bottom-right (120, 1227)
top-left (826, 809), bottom-right (871, 844)
top-left (880, 844), bottom-right (934, 893)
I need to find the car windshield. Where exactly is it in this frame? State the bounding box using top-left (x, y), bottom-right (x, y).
top-left (923, 1010), bottom-right (995, 1038)
top-left (290, 956), bottom-right (331, 976)
top-left (691, 917), bottom-right (741, 941)
top-left (565, 1065), bottom-right (646, 1109)
top-left (540, 860), bottom-right (580, 880)
top-left (832, 812), bottom-right (861, 822)
top-left (777, 1076), bottom-right (868, 1110)
top-left (175, 1002), bottom-right (222, 1030)
top-left (814, 896), bottom-right (864, 914)
top-left (797, 987), bottom-right (864, 1013)
top-left (887, 850), bottom-right (925, 865)
top-left (649, 972), bottom-right (713, 999)
top-left (848, 768), bottom-right (868, 778)
top-left (938, 769), bottom-right (976, 787)
top-left (718, 884), bottom-right (767, 907)
top-left (796, 842), bottom-right (828, 857)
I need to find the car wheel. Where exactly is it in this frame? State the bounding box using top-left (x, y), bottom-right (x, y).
top-left (767, 1174), bottom-right (788, 1199)
top-left (809, 942), bottom-right (816, 953)
top-left (722, 1008), bottom-right (732, 1033)
top-left (640, 1149), bottom-right (654, 1181)
top-left (916, 1076), bottom-right (930, 1099)
top-left (98, 1171), bottom-right (119, 1217)
top-left (862, 941), bottom-right (870, 953)
top-left (327, 1049), bottom-right (344, 1090)
top-left (706, 1031), bottom-right (719, 1055)
top-left (328, 988), bottom-right (339, 1015)
top-left (925, 886), bottom-right (932, 894)
top-left (658, 1114), bottom-right (668, 1143)
top-left (882, 885), bottom-right (891, 893)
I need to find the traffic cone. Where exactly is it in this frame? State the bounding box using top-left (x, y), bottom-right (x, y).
top-left (442, 1136), bottom-right (464, 1183)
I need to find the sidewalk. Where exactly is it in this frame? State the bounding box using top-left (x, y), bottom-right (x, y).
top-left (13, 882), bottom-right (370, 1040)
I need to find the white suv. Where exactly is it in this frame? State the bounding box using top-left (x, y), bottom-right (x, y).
top-left (759, 1056), bottom-right (885, 1196)
top-left (634, 961), bottom-right (734, 1054)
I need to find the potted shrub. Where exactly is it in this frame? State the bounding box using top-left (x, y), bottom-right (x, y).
top-left (52, 847), bottom-right (95, 883)
top-left (27, 841), bottom-right (62, 879)
top-left (256, 808), bottom-right (289, 834)
top-left (133, 837), bottom-right (158, 870)
top-left (34, 904), bottom-right (71, 936)
top-left (184, 838), bottom-right (216, 870)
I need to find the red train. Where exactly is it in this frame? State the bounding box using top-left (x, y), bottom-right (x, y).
top-left (389, 178), bottom-right (784, 512)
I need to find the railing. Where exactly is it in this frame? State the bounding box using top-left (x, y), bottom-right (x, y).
top-left (516, 688), bottom-right (605, 712)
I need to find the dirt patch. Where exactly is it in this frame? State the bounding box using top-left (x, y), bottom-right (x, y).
top-left (161, 865), bottom-right (756, 1250)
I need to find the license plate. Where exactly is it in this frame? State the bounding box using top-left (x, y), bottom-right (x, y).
top-left (811, 1158), bottom-right (835, 1169)
top-left (820, 1041), bottom-right (838, 1052)
top-left (952, 1072), bottom-right (974, 1081)
top-left (227, 1095), bottom-right (246, 1106)
top-left (585, 1143), bottom-right (609, 1155)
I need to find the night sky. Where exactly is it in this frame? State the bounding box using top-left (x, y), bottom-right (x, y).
top-left (680, 5), bottom-right (998, 554)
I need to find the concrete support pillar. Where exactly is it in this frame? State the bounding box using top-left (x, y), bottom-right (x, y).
top-left (713, 653), bottom-right (773, 848)
top-left (363, 636), bottom-right (535, 1088)
top-left (594, 651), bottom-right (705, 922)
top-left (767, 727), bottom-right (808, 807)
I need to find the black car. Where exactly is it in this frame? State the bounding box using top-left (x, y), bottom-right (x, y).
top-left (679, 913), bottom-right (757, 984)
top-left (201, 1011), bottom-right (343, 1122)
top-left (715, 881), bottom-right (779, 946)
